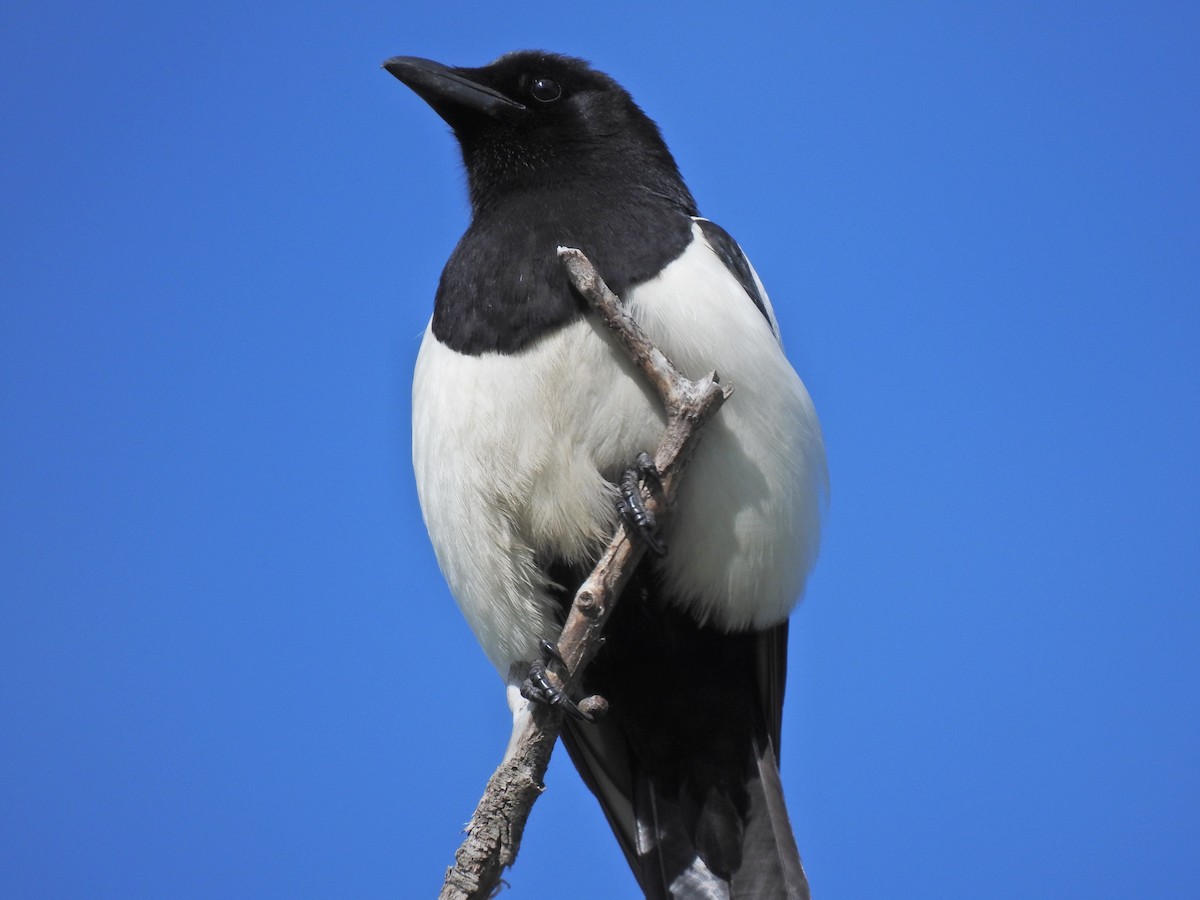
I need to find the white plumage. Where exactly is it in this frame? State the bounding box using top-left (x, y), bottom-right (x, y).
top-left (412, 220), bottom-right (827, 679)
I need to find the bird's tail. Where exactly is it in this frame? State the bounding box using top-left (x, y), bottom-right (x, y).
top-left (557, 579), bottom-right (807, 898)
top-left (631, 730), bottom-right (809, 899)
top-left (562, 717), bottom-right (809, 899)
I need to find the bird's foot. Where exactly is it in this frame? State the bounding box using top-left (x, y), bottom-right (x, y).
top-left (616, 451), bottom-right (667, 556)
top-left (519, 639), bottom-right (596, 722)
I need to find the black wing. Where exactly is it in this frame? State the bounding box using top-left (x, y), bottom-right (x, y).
top-left (695, 217), bottom-right (777, 338)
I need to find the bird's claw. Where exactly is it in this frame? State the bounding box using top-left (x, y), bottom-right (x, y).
top-left (538, 637), bottom-right (566, 666)
top-left (519, 638), bottom-right (596, 721)
top-left (617, 452), bottom-right (667, 556)
top-left (520, 660), bottom-right (594, 721)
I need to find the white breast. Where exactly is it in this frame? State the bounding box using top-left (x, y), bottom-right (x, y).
top-left (412, 222), bottom-right (827, 675)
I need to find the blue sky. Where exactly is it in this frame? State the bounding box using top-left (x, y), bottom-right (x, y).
top-left (2, 1), bottom-right (1197, 897)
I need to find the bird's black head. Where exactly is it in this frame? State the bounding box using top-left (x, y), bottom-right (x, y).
top-left (383, 50), bottom-right (696, 214)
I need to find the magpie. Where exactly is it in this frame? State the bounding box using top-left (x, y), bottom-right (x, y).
top-left (384, 50), bottom-right (827, 899)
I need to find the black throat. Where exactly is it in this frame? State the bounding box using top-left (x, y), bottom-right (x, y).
top-left (432, 134), bottom-right (698, 355)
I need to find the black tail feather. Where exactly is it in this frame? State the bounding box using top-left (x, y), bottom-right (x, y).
top-left (558, 575), bottom-right (809, 899)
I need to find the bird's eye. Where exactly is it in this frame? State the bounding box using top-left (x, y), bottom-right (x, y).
top-left (529, 77), bottom-right (562, 103)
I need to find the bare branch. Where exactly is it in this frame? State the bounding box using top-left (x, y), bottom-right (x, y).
top-left (438, 248), bottom-right (732, 900)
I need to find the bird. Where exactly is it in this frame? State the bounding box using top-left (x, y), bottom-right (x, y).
top-left (384, 50), bottom-right (827, 899)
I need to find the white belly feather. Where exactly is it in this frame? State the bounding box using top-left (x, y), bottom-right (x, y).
top-left (412, 222), bottom-right (826, 675)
